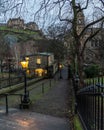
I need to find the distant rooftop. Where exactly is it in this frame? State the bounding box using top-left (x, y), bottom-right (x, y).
top-left (39, 52), bottom-right (53, 56)
top-left (22, 52), bottom-right (54, 58)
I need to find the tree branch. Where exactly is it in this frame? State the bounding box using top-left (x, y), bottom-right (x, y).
top-left (77, 0), bottom-right (89, 13)
top-left (80, 29), bottom-right (100, 57)
top-left (79, 16), bottom-right (104, 38)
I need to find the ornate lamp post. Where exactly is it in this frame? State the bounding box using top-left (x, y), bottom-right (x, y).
top-left (8, 58), bottom-right (12, 86)
top-left (59, 64), bottom-right (62, 79)
top-left (47, 55), bottom-right (49, 77)
top-left (20, 57), bottom-right (30, 106)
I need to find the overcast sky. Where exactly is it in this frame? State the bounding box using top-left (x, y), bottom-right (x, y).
top-left (0, 0), bottom-right (37, 22)
top-left (0, 0), bottom-right (103, 29)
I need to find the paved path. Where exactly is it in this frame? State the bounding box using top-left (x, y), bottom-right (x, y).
top-left (0, 67), bottom-right (72, 130)
top-left (0, 110), bottom-right (70, 130)
top-left (30, 67), bottom-right (71, 118)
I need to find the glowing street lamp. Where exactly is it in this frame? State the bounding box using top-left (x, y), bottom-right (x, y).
top-left (20, 59), bottom-right (30, 107)
top-left (35, 68), bottom-right (44, 77)
top-left (21, 60), bottom-right (28, 69)
top-left (59, 64), bottom-right (62, 69)
top-left (25, 57), bottom-right (29, 61)
top-left (59, 64), bottom-right (62, 79)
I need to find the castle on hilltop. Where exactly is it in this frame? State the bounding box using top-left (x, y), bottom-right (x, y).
top-left (7, 17), bottom-right (39, 31)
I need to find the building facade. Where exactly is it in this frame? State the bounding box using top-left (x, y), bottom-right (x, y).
top-left (76, 10), bottom-right (103, 66)
top-left (7, 17), bottom-right (39, 31)
top-left (7, 17), bottom-right (24, 29)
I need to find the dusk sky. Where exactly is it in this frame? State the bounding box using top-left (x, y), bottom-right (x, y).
top-left (0, 0), bottom-right (103, 29)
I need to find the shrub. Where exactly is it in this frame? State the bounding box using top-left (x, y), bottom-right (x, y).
top-left (84, 64), bottom-right (99, 78)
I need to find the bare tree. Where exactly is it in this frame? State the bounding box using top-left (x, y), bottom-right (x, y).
top-left (34, 0), bottom-right (104, 87)
top-left (0, 0), bottom-right (104, 87)
top-left (0, 39), bottom-right (11, 72)
top-left (45, 24), bottom-right (68, 61)
top-left (98, 22), bottom-right (104, 68)
top-left (0, 0), bottom-right (25, 21)
top-left (71, 1), bottom-right (104, 86)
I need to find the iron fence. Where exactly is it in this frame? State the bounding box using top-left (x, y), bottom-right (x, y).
top-left (0, 75), bottom-right (24, 89)
top-left (0, 78), bottom-right (56, 113)
top-left (74, 76), bottom-right (104, 130)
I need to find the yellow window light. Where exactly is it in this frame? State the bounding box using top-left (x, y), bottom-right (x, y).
top-left (44, 70), bottom-right (47, 74)
top-left (35, 68), bottom-right (44, 76)
top-left (36, 58), bottom-right (41, 64)
top-left (26, 69), bottom-right (30, 74)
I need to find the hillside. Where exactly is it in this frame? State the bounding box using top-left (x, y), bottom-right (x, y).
top-left (0, 26), bottom-right (44, 42)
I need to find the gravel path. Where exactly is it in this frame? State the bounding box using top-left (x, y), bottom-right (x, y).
top-left (30, 67), bottom-right (73, 118)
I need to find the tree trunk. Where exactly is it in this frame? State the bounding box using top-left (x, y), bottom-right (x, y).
top-left (77, 54), bottom-right (85, 88)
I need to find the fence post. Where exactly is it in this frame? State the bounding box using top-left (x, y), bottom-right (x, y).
top-left (20, 95), bottom-right (23, 103)
top-left (97, 86), bottom-right (100, 130)
top-left (101, 93), bottom-right (103, 130)
top-left (74, 75), bottom-right (79, 96)
top-left (5, 94), bottom-right (8, 114)
top-left (0, 78), bottom-right (1, 88)
top-left (50, 79), bottom-right (51, 88)
top-left (54, 78), bottom-right (56, 85)
top-left (42, 83), bottom-right (44, 94)
top-left (74, 102), bottom-right (78, 114)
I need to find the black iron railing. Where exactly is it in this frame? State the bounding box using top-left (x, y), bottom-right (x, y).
top-left (0, 93), bottom-right (23, 114)
top-left (0, 78), bottom-right (56, 113)
top-left (74, 76), bottom-right (104, 130)
top-left (0, 75), bottom-right (24, 88)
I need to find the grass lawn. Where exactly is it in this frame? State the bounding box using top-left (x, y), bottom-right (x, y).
top-left (0, 79), bottom-right (57, 107)
top-left (85, 76), bottom-right (104, 85)
top-left (74, 115), bottom-right (83, 130)
top-left (0, 72), bottom-right (17, 78)
top-left (0, 26), bottom-right (38, 35)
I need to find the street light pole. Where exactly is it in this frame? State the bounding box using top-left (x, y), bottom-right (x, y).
top-left (47, 55), bottom-right (48, 77)
top-left (8, 58), bottom-right (11, 86)
top-left (20, 58), bottom-right (30, 108)
top-left (23, 69), bottom-right (28, 103)
top-left (59, 64), bottom-right (62, 79)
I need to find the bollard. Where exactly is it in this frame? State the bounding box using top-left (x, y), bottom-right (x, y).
top-left (5, 94), bottom-right (8, 114)
top-left (50, 79), bottom-right (51, 88)
top-left (74, 75), bottom-right (79, 95)
top-left (42, 83), bottom-right (44, 94)
top-left (27, 91), bottom-right (29, 97)
top-left (74, 102), bottom-right (78, 114)
top-left (20, 95), bottom-right (23, 104)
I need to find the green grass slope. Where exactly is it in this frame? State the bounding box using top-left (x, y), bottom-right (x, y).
top-left (0, 26), bottom-right (44, 41)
